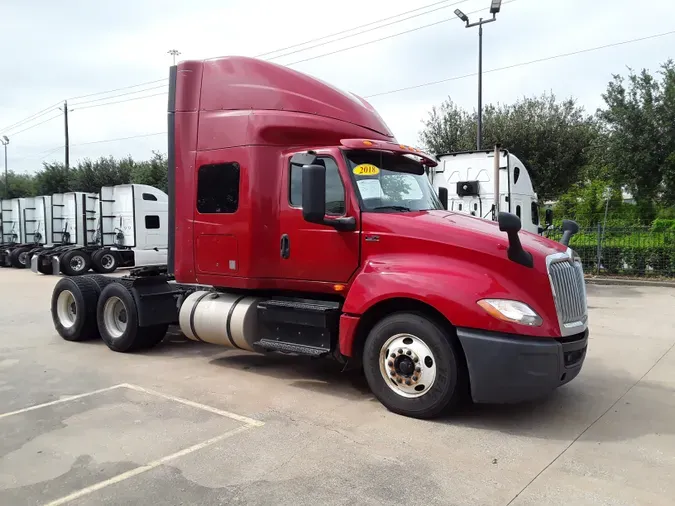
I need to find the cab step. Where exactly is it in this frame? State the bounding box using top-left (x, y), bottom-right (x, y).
top-left (256, 298), bottom-right (341, 356)
top-left (253, 339), bottom-right (328, 356)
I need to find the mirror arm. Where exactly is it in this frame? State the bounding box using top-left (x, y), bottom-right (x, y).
top-left (323, 216), bottom-right (356, 232)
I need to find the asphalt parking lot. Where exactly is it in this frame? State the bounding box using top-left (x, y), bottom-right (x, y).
top-left (1, 269), bottom-right (674, 505)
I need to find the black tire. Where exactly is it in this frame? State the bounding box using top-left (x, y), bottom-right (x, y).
top-left (86, 274), bottom-right (117, 291)
top-left (96, 282), bottom-right (167, 352)
top-left (61, 250), bottom-right (92, 276)
top-left (9, 246), bottom-right (31, 269)
top-left (51, 277), bottom-right (101, 342)
top-left (92, 249), bottom-right (119, 274)
top-left (362, 312), bottom-right (463, 419)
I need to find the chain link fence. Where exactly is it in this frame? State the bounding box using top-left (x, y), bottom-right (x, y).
top-left (544, 225), bottom-right (675, 278)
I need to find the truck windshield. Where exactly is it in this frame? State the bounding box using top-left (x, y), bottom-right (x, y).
top-left (344, 150), bottom-right (443, 212)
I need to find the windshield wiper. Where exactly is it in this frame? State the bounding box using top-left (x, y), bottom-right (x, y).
top-left (372, 205), bottom-right (412, 212)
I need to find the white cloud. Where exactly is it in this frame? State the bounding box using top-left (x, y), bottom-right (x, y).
top-left (2, 0), bottom-right (674, 173)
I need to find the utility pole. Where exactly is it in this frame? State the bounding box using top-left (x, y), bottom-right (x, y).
top-left (61, 101), bottom-right (70, 169)
top-left (478, 20), bottom-right (483, 150)
top-left (454, 1), bottom-right (503, 150)
top-left (167, 49), bottom-right (181, 65)
top-left (1, 136), bottom-right (8, 198)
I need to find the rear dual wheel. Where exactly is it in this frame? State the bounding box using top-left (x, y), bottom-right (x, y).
top-left (9, 246), bottom-right (31, 269)
top-left (97, 282), bottom-right (167, 352)
top-left (362, 312), bottom-right (465, 419)
top-left (61, 250), bottom-right (91, 276)
top-left (51, 277), bottom-right (100, 341)
top-left (51, 277), bottom-right (167, 351)
top-left (92, 249), bottom-right (118, 274)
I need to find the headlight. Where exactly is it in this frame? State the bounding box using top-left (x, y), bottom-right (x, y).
top-left (477, 299), bottom-right (543, 327)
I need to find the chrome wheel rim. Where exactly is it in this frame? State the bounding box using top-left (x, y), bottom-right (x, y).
top-left (18, 252), bottom-right (28, 265)
top-left (56, 290), bottom-right (77, 328)
top-left (70, 255), bottom-right (85, 272)
top-left (379, 333), bottom-right (437, 398)
top-left (101, 254), bottom-right (115, 269)
top-left (103, 296), bottom-right (127, 338)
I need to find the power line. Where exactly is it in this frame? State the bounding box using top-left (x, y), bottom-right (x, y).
top-left (73, 92), bottom-right (168, 111)
top-left (283, 1), bottom-right (518, 67)
top-left (50, 28), bottom-right (675, 157)
top-left (255, 0), bottom-right (464, 58)
top-left (66, 78), bottom-right (166, 102)
top-left (6, 0), bottom-right (471, 121)
top-left (9, 113), bottom-right (62, 138)
top-left (62, 0), bottom-right (508, 113)
top-left (364, 29), bottom-right (675, 99)
top-left (0, 102), bottom-right (61, 134)
top-left (0, 0), bottom-right (474, 127)
top-left (257, 0), bottom-right (470, 61)
top-left (71, 84), bottom-right (167, 107)
top-left (38, 146), bottom-right (64, 160)
top-left (73, 131), bottom-right (166, 146)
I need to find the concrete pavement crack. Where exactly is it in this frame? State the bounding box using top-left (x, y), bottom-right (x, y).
top-left (505, 337), bottom-right (675, 505)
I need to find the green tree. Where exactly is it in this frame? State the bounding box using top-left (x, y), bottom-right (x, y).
top-left (0, 171), bottom-right (37, 198)
top-left (33, 162), bottom-right (71, 195)
top-left (69, 156), bottom-right (134, 192)
top-left (132, 151), bottom-right (168, 193)
top-left (419, 93), bottom-right (598, 200)
top-left (598, 60), bottom-right (675, 221)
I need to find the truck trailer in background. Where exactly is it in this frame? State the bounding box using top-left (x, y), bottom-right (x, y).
top-left (430, 149), bottom-right (552, 235)
top-left (31, 184), bottom-right (168, 275)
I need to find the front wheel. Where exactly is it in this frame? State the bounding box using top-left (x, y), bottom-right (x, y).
top-left (362, 312), bottom-right (463, 419)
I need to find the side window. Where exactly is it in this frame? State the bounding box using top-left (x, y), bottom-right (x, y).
top-left (513, 166), bottom-right (520, 184)
top-left (142, 193), bottom-right (157, 201)
top-left (197, 163), bottom-right (240, 214)
top-left (516, 205), bottom-right (521, 219)
top-left (531, 202), bottom-right (539, 225)
top-left (289, 157), bottom-right (345, 215)
top-left (145, 215), bottom-right (160, 229)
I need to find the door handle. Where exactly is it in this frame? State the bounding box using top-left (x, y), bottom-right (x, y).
top-left (280, 234), bottom-right (290, 259)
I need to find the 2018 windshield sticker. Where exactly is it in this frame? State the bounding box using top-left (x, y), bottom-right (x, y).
top-left (353, 164), bottom-right (380, 176)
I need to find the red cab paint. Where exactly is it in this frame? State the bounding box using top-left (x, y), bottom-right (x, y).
top-left (170, 55), bottom-right (585, 353)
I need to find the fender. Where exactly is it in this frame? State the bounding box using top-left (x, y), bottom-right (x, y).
top-left (340, 253), bottom-right (560, 356)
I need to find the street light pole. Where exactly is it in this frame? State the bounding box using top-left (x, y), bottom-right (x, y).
top-left (167, 49), bottom-right (181, 65)
top-left (455, 1), bottom-right (503, 150)
top-left (1, 136), bottom-right (8, 199)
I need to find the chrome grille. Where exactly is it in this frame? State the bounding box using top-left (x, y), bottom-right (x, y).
top-left (548, 258), bottom-right (587, 326)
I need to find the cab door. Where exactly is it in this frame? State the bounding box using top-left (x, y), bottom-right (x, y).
top-left (278, 149), bottom-right (360, 283)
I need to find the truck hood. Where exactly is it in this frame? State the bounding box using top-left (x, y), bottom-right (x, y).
top-left (361, 210), bottom-right (566, 272)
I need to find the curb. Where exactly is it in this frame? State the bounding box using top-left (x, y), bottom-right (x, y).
top-left (585, 277), bottom-right (675, 288)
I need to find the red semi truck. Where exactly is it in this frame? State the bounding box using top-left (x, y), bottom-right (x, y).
top-left (50, 56), bottom-right (588, 419)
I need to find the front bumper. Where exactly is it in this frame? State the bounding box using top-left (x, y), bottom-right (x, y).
top-left (456, 327), bottom-right (588, 404)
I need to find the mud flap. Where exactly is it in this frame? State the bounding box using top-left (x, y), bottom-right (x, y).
top-left (51, 256), bottom-right (61, 275)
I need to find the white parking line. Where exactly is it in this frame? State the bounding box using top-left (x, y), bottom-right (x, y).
top-left (0, 383), bottom-right (264, 427)
top-left (0, 383), bottom-right (264, 505)
top-left (0, 384), bottom-right (127, 420)
top-left (120, 383), bottom-right (264, 427)
top-left (43, 424), bottom-right (254, 506)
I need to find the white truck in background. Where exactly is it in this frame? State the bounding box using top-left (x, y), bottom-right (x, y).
top-left (0, 196), bottom-right (48, 268)
top-left (28, 184), bottom-right (168, 276)
top-left (429, 149), bottom-right (552, 235)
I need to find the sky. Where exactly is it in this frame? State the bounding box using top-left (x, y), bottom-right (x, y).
top-left (1, 0), bottom-right (674, 174)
